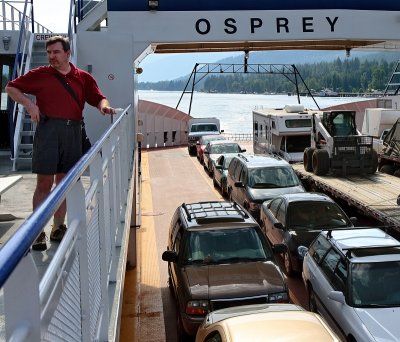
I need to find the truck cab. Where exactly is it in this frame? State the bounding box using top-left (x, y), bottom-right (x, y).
top-left (187, 118), bottom-right (222, 155)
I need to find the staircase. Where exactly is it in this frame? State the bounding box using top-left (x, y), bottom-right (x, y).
top-left (383, 60), bottom-right (400, 96)
top-left (12, 39), bottom-right (49, 171)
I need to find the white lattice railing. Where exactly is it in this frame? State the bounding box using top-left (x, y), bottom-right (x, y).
top-left (0, 104), bottom-right (137, 342)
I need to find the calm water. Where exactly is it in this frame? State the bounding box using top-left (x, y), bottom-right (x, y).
top-left (138, 90), bottom-right (372, 134)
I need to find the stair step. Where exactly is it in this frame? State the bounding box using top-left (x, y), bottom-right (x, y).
top-left (20, 131), bottom-right (35, 136)
top-left (18, 144), bottom-right (33, 149)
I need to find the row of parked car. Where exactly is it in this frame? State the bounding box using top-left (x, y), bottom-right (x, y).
top-left (162, 134), bottom-right (400, 341)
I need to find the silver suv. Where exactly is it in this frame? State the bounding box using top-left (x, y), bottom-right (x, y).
top-left (301, 228), bottom-right (400, 342)
top-left (226, 154), bottom-right (305, 221)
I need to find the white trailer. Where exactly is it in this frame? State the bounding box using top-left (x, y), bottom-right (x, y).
top-left (253, 105), bottom-right (317, 162)
top-left (361, 108), bottom-right (400, 154)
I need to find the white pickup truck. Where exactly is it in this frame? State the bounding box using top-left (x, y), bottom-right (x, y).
top-left (187, 117), bottom-right (222, 155)
top-left (361, 108), bottom-right (400, 154)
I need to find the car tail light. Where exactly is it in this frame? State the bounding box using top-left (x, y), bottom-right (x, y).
top-left (269, 292), bottom-right (289, 303)
top-left (185, 300), bottom-right (209, 315)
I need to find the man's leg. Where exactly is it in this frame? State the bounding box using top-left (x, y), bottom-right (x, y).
top-left (33, 174), bottom-right (55, 209)
top-left (32, 174), bottom-right (54, 250)
top-left (54, 173), bottom-right (66, 224)
top-left (50, 173), bottom-right (67, 241)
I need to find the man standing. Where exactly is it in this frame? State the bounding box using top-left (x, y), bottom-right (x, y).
top-left (6, 36), bottom-right (116, 251)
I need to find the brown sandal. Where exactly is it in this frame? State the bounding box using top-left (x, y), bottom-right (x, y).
top-left (50, 224), bottom-right (67, 242)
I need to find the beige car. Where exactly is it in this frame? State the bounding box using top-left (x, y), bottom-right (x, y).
top-left (195, 303), bottom-right (340, 342)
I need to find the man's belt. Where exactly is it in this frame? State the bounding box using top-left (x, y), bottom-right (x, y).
top-left (41, 115), bottom-right (81, 126)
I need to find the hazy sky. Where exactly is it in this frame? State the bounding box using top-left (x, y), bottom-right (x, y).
top-left (34, 0), bottom-right (70, 33)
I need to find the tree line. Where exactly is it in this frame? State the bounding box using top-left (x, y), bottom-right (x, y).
top-left (139, 58), bottom-right (398, 94)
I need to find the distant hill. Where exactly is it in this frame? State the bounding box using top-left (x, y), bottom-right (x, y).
top-left (138, 50), bottom-right (400, 85)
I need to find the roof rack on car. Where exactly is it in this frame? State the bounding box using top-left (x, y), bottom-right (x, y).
top-left (343, 244), bottom-right (400, 259)
top-left (237, 154), bottom-right (249, 162)
top-left (326, 227), bottom-right (382, 239)
top-left (183, 201), bottom-right (249, 224)
top-left (182, 203), bottom-right (191, 221)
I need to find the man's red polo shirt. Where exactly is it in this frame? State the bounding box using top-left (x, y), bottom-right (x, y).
top-left (7, 63), bottom-right (106, 120)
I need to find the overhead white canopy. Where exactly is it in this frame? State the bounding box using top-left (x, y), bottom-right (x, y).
top-left (104, 1), bottom-right (400, 56)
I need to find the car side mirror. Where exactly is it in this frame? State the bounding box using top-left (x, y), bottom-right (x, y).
top-left (328, 291), bottom-right (345, 304)
top-left (220, 129), bottom-right (224, 133)
top-left (162, 250), bottom-right (178, 263)
top-left (272, 243), bottom-right (287, 254)
top-left (234, 181), bottom-right (245, 188)
top-left (241, 149), bottom-right (247, 152)
top-left (350, 217), bottom-right (358, 225)
top-left (274, 222), bottom-right (285, 230)
top-left (297, 246), bottom-right (308, 258)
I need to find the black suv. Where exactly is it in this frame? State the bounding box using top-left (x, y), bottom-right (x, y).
top-left (226, 154), bottom-right (305, 221)
top-left (162, 201), bottom-right (288, 340)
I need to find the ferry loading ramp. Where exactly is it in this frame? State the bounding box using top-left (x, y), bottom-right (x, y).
top-left (292, 164), bottom-right (400, 233)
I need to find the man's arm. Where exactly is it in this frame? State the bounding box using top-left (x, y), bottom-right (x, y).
top-left (97, 98), bottom-right (116, 115)
top-left (5, 85), bottom-right (41, 122)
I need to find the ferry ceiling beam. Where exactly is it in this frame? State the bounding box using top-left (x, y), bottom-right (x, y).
top-left (151, 40), bottom-right (386, 54)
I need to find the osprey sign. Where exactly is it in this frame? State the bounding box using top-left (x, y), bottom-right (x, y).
top-left (194, 16), bottom-right (339, 35)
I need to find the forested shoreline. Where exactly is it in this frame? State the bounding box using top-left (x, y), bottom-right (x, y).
top-left (139, 58), bottom-right (398, 94)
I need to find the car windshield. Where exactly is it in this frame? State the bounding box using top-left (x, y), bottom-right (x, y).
top-left (191, 124), bottom-right (218, 132)
top-left (350, 261), bottom-right (400, 307)
top-left (287, 202), bottom-right (351, 230)
top-left (183, 228), bottom-right (271, 265)
top-left (248, 167), bottom-right (300, 188)
top-left (203, 136), bottom-right (225, 145)
top-left (210, 144), bottom-right (241, 154)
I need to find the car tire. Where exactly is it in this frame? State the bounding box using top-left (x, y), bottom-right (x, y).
top-left (312, 149), bottom-right (330, 176)
top-left (304, 147), bottom-right (315, 172)
top-left (283, 251), bottom-right (294, 276)
top-left (176, 308), bottom-right (189, 342)
top-left (208, 163), bottom-right (213, 177)
top-left (380, 164), bottom-right (396, 175)
top-left (308, 287), bottom-right (318, 313)
top-left (167, 275), bottom-right (174, 295)
top-left (229, 189), bottom-right (233, 202)
top-left (213, 176), bottom-right (218, 188)
top-left (221, 182), bottom-right (227, 197)
top-left (369, 149), bottom-right (378, 174)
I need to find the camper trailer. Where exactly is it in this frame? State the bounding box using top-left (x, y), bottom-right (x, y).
top-left (253, 105), bottom-right (316, 162)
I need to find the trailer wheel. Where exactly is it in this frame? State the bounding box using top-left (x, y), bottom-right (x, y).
top-left (380, 164), bottom-right (396, 175)
top-left (312, 149), bottom-right (330, 176)
top-left (304, 147), bottom-right (315, 172)
top-left (393, 169), bottom-right (400, 178)
top-left (369, 150), bottom-right (378, 174)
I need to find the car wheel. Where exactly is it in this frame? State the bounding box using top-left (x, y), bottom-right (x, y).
top-left (229, 189), bottom-right (233, 202)
top-left (221, 182), bottom-right (227, 197)
top-left (304, 147), bottom-right (315, 172)
top-left (308, 287), bottom-right (318, 313)
top-left (208, 163), bottom-right (213, 177)
top-left (167, 275), bottom-right (174, 295)
top-left (213, 176), bottom-right (218, 188)
top-left (176, 308), bottom-right (189, 342)
top-left (283, 251), bottom-right (294, 276)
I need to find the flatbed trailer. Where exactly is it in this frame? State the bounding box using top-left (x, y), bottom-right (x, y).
top-left (292, 163), bottom-right (400, 233)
